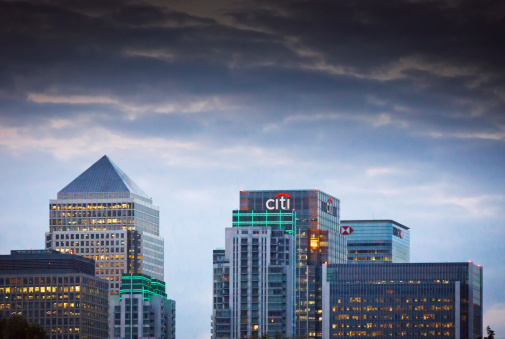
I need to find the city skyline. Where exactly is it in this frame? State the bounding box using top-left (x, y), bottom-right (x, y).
top-left (1, 1), bottom-right (504, 338)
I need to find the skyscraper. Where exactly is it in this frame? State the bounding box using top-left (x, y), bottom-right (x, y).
top-left (45, 155), bottom-right (164, 295)
top-left (341, 220), bottom-right (410, 263)
top-left (212, 209), bottom-right (297, 339)
top-left (212, 189), bottom-right (346, 339)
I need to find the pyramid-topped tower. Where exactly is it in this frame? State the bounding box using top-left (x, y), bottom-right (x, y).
top-left (46, 155), bottom-right (164, 294)
top-left (58, 155), bottom-right (149, 199)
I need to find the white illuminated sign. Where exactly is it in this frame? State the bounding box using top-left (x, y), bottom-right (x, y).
top-left (266, 193), bottom-right (291, 210)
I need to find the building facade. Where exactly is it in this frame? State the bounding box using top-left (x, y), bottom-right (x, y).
top-left (239, 190), bottom-right (346, 338)
top-left (45, 155), bottom-right (164, 295)
top-left (109, 274), bottom-right (175, 339)
top-left (322, 262), bottom-right (483, 339)
top-left (0, 249), bottom-right (109, 339)
top-left (212, 210), bottom-right (296, 339)
top-left (341, 220), bottom-right (410, 263)
top-left (212, 189), bottom-right (346, 339)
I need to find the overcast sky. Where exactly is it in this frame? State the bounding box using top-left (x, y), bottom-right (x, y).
top-left (1, 0), bottom-right (504, 337)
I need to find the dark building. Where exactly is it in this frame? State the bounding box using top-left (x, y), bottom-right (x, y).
top-left (0, 249), bottom-right (109, 339)
top-left (322, 262), bottom-right (482, 339)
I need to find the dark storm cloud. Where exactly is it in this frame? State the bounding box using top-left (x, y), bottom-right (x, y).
top-left (227, 0), bottom-right (505, 124)
top-left (0, 0), bottom-right (504, 139)
top-left (230, 0), bottom-right (505, 73)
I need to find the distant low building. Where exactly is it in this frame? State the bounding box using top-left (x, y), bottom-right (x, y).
top-left (322, 262), bottom-right (482, 339)
top-left (0, 249), bottom-right (109, 339)
top-left (109, 273), bottom-right (175, 339)
top-left (341, 220), bottom-right (410, 263)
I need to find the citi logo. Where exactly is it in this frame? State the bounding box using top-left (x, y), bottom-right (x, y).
top-left (322, 197), bottom-right (337, 216)
top-left (327, 198), bottom-right (333, 214)
top-left (266, 193), bottom-right (291, 210)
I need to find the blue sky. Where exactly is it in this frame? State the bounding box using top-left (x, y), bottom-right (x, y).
top-left (0, 0), bottom-right (504, 337)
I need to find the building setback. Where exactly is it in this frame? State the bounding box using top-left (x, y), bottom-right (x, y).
top-left (341, 220), bottom-right (410, 263)
top-left (109, 274), bottom-right (175, 339)
top-left (0, 249), bottom-right (109, 339)
top-left (322, 262), bottom-right (482, 339)
top-left (45, 155), bottom-right (164, 295)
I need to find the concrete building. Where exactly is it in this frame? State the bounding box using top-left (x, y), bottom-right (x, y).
top-left (322, 262), bottom-right (483, 339)
top-left (109, 274), bottom-right (175, 339)
top-left (45, 155), bottom-right (164, 295)
top-left (0, 249), bottom-right (109, 339)
top-left (341, 220), bottom-right (410, 263)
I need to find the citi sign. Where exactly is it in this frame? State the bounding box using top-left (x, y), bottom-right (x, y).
top-left (322, 197), bottom-right (338, 216)
top-left (266, 193), bottom-right (291, 210)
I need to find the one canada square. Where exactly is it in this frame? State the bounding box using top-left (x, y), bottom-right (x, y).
top-left (45, 155), bottom-right (164, 295)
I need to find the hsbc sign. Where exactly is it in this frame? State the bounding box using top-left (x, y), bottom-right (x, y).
top-left (393, 227), bottom-right (404, 239)
top-left (340, 226), bottom-right (353, 235)
top-left (266, 193), bottom-right (291, 210)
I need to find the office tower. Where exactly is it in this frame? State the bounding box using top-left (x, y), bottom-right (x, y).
top-left (212, 189), bottom-right (346, 339)
top-left (109, 274), bottom-right (176, 339)
top-left (240, 190), bottom-right (346, 338)
top-left (212, 209), bottom-right (296, 339)
top-left (341, 220), bottom-right (410, 263)
top-left (45, 155), bottom-right (164, 295)
top-left (322, 262), bottom-right (483, 339)
top-left (0, 249), bottom-right (109, 339)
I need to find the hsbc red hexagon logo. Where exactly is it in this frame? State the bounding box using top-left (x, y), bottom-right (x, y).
top-left (340, 226), bottom-right (353, 235)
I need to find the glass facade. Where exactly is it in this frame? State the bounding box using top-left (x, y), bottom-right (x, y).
top-left (212, 210), bottom-right (297, 339)
top-left (238, 190), bottom-right (346, 338)
top-left (341, 220), bottom-right (410, 263)
top-left (110, 274), bottom-right (175, 339)
top-left (46, 156), bottom-right (164, 295)
top-left (0, 250), bottom-right (109, 339)
top-left (322, 263), bottom-right (483, 339)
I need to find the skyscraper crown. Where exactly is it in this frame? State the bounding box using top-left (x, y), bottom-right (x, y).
top-left (57, 155), bottom-right (149, 200)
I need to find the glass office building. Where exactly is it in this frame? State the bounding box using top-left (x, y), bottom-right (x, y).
top-left (109, 274), bottom-right (175, 339)
top-left (239, 190), bottom-right (346, 338)
top-left (0, 249), bottom-right (109, 339)
top-left (212, 210), bottom-right (296, 339)
top-left (322, 263), bottom-right (483, 339)
top-left (341, 220), bottom-right (410, 263)
top-left (45, 155), bottom-right (164, 295)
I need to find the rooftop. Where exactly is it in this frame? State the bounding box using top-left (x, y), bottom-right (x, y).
top-left (58, 155), bottom-right (149, 200)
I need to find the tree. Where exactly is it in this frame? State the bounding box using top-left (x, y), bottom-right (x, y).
top-left (0, 314), bottom-right (47, 339)
top-left (486, 326), bottom-right (495, 339)
top-left (27, 322), bottom-right (47, 339)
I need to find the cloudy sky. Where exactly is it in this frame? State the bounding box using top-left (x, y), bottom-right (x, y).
top-left (1, 0), bottom-right (504, 337)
